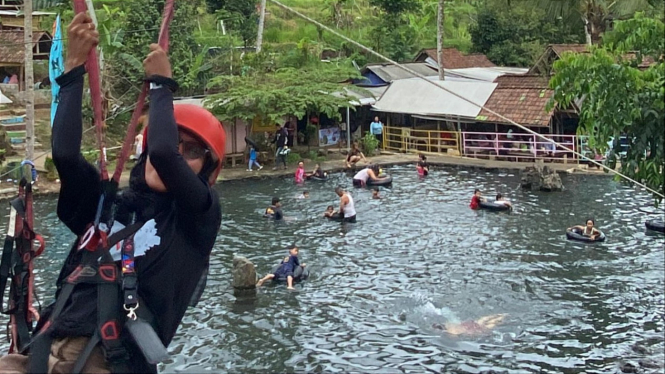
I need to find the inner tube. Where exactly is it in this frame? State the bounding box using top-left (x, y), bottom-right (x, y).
top-left (244, 136), bottom-right (258, 150)
top-left (269, 264), bottom-right (310, 283)
top-left (566, 228), bottom-right (606, 242)
top-left (367, 175), bottom-right (393, 186)
top-left (307, 174), bottom-right (328, 181)
top-left (479, 201), bottom-right (511, 212)
top-left (325, 213), bottom-right (343, 222)
top-left (645, 219), bottom-right (665, 233)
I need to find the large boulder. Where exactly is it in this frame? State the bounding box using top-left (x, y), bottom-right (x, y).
top-left (232, 256), bottom-right (257, 290)
top-left (520, 164), bottom-right (563, 191)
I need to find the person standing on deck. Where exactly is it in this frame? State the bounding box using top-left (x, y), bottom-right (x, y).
top-left (370, 116), bottom-right (384, 149)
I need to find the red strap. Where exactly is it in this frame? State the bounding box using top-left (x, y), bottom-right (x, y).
top-left (111, 0), bottom-right (175, 183)
top-left (73, 0), bottom-right (108, 181)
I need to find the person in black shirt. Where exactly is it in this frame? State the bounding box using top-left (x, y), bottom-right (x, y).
top-left (271, 124), bottom-right (289, 170)
top-left (264, 197), bottom-right (284, 220)
top-left (0, 14), bottom-right (224, 373)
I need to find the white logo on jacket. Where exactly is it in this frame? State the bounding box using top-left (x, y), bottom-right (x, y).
top-left (107, 219), bottom-right (161, 261)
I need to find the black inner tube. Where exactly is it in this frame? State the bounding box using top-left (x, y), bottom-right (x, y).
top-left (479, 201), bottom-right (511, 211)
top-left (566, 228), bottom-right (606, 242)
top-left (269, 264), bottom-right (310, 282)
top-left (645, 219), bottom-right (665, 233)
top-left (367, 175), bottom-right (393, 186)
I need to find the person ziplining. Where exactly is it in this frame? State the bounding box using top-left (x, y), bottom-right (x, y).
top-left (0, 3), bottom-right (226, 372)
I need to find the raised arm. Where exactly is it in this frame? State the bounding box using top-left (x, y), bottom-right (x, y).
top-left (52, 14), bottom-right (102, 235)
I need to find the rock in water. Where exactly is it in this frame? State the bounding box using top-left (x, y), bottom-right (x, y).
top-left (232, 256), bottom-right (257, 290)
top-left (520, 164), bottom-right (563, 191)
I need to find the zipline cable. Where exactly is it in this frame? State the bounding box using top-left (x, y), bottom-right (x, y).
top-left (268, 0), bottom-right (664, 199)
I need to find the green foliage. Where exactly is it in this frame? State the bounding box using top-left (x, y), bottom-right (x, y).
top-left (360, 131), bottom-right (379, 155)
top-left (470, 3), bottom-right (584, 66)
top-left (285, 152), bottom-right (302, 164)
top-left (549, 15), bottom-right (665, 202)
top-left (205, 58), bottom-right (361, 125)
top-left (208, 0), bottom-right (258, 48)
top-left (369, 0), bottom-right (419, 14)
top-left (304, 123), bottom-right (318, 146)
top-left (44, 157), bottom-right (59, 181)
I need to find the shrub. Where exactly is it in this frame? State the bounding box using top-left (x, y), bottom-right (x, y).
top-left (44, 156), bottom-right (58, 181)
top-left (361, 131), bottom-right (379, 156)
top-left (285, 151), bottom-right (302, 165)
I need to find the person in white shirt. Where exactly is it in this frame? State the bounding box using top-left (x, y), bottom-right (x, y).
top-left (495, 193), bottom-right (512, 208)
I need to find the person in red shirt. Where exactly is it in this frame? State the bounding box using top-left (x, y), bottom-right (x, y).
top-left (469, 189), bottom-right (485, 209)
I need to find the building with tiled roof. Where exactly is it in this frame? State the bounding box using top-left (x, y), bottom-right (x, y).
top-left (477, 75), bottom-right (555, 128)
top-left (0, 30), bottom-right (52, 90)
top-left (413, 48), bottom-right (495, 69)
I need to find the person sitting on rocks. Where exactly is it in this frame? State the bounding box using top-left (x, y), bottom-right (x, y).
top-left (432, 314), bottom-right (506, 336)
top-left (264, 197), bottom-right (283, 220)
top-left (345, 142), bottom-right (367, 168)
top-left (256, 246), bottom-right (306, 290)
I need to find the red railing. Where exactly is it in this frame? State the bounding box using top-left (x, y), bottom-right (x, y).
top-left (461, 132), bottom-right (582, 163)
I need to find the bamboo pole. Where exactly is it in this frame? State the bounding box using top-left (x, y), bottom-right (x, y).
top-left (23, 0), bottom-right (34, 182)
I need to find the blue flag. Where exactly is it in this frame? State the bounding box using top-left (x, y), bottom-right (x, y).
top-left (49, 15), bottom-right (64, 127)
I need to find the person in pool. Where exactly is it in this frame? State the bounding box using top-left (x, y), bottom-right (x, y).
top-left (265, 197), bottom-right (283, 220)
top-left (323, 205), bottom-right (335, 218)
top-left (256, 246), bottom-right (306, 290)
top-left (307, 163), bottom-right (327, 179)
top-left (372, 188), bottom-right (381, 199)
top-left (352, 164), bottom-right (387, 187)
top-left (469, 189), bottom-right (486, 209)
top-left (335, 186), bottom-right (357, 223)
top-left (417, 154), bottom-right (429, 176)
top-left (297, 191), bottom-right (310, 199)
top-left (295, 161), bottom-right (305, 184)
top-left (432, 314), bottom-right (507, 336)
top-left (569, 219), bottom-right (601, 239)
top-left (495, 193), bottom-right (512, 208)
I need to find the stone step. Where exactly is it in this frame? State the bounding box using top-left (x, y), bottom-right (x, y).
top-left (6, 130), bottom-right (26, 139)
top-left (10, 142), bottom-right (43, 151)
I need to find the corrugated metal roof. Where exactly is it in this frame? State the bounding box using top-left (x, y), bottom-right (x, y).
top-left (372, 78), bottom-right (497, 119)
top-left (445, 67), bottom-right (528, 82)
top-left (0, 10), bottom-right (56, 16)
top-left (362, 62), bottom-right (438, 83)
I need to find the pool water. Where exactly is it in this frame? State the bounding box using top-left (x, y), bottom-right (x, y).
top-left (2, 165), bottom-right (663, 373)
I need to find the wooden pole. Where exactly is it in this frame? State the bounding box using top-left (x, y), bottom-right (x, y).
top-left (437, 0), bottom-right (445, 81)
top-left (23, 0), bottom-right (34, 182)
top-left (256, 0), bottom-right (267, 52)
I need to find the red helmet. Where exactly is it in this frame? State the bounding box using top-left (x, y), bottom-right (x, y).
top-left (143, 104), bottom-right (226, 185)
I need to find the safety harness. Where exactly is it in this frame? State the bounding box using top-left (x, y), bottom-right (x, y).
top-left (1, 0), bottom-right (176, 371)
top-left (0, 179), bottom-right (45, 353)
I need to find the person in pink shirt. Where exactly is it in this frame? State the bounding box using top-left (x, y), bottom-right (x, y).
top-left (295, 161), bottom-right (305, 183)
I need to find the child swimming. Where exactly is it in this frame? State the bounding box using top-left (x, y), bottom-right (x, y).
top-left (372, 188), bottom-right (381, 199)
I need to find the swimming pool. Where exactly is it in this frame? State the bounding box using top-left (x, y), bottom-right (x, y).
top-left (3, 165), bottom-right (663, 373)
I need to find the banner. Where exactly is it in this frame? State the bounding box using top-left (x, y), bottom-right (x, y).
top-left (318, 127), bottom-right (340, 147)
top-left (49, 15), bottom-right (64, 127)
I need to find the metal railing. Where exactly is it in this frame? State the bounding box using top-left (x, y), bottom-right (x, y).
top-left (461, 132), bottom-right (581, 163)
top-left (383, 126), bottom-right (460, 154)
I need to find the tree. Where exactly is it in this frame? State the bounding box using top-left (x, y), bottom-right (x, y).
top-left (469, 4), bottom-right (584, 66)
top-left (204, 62), bottom-right (361, 126)
top-left (207, 0), bottom-right (258, 48)
top-left (549, 14), bottom-right (664, 202)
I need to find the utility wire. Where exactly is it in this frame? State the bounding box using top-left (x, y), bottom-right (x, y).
top-left (268, 0), bottom-right (664, 199)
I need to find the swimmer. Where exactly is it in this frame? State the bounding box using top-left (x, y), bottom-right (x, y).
top-left (495, 193), bottom-right (512, 208)
top-left (323, 205), bottom-right (335, 217)
top-left (417, 154), bottom-right (429, 176)
top-left (297, 191), bottom-right (310, 199)
top-left (352, 164), bottom-right (386, 187)
top-left (372, 188), bottom-right (381, 199)
top-left (264, 197), bottom-right (283, 220)
top-left (307, 163), bottom-right (327, 179)
top-left (569, 218), bottom-right (600, 239)
top-left (256, 246), bottom-right (306, 290)
top-left (469, 189), bottom-right (486, 210)
top-left (432, 314), bottom-right (507, 336)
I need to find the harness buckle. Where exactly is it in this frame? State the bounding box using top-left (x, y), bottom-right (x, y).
top-left (124, 300), bottom-right (139, 321)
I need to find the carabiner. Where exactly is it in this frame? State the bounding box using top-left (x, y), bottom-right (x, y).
top-left (123, 300), bottom-right (140, 321)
